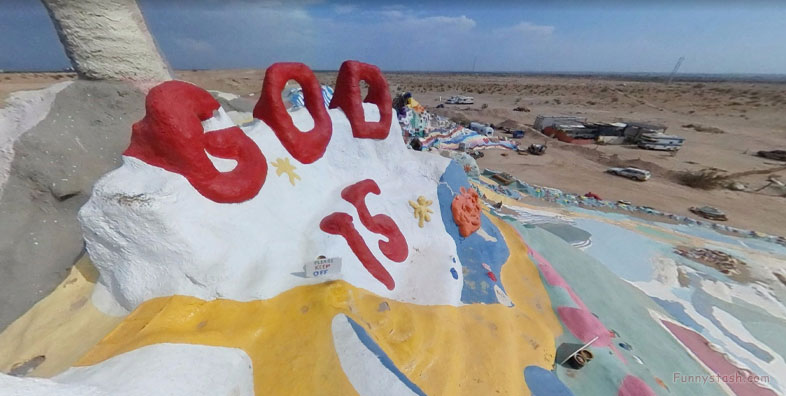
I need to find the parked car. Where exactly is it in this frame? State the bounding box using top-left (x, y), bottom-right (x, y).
top-left (491, 172), bottom-right (514, 186)
top-left (690, 206), bottom-right (728, 221)
top-left (584, 192), bottom-right (602, 200)
top-left (607, 167), bottom-right (651, 181)
top-left (445, 95), bottom-right (474, 104)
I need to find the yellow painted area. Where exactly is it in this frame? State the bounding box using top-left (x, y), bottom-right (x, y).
top-left (271, 157), bottom-right (301, 186)
top-left (78, 215), bottom-right (560, 395)
top-left (476, 182), bottom-right (527, 208)
top-left (408, 195), bottom-right (434, 228)
top-left (0, 255), bottom-right (124, 377)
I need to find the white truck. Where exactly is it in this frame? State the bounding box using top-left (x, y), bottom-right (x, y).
top-left (607, 167), bottom-right (651, 181)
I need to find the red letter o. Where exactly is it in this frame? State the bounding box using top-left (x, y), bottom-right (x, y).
top-left (253, 62), bottom-right (332, 164)
top-left (329, 60), bottom-right (392, 140)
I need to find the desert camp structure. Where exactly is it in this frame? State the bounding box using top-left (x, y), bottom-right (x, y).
top-left (534, 115), bottom-right (587, 131)
top-left (536, 115), bottom-right (684, 151)
top-left (445, 95), bottom-right (475, 104)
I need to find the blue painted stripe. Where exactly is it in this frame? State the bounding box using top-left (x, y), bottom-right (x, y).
top-left (524, 366), bottom-right (575, 396)
top-left (346, 316), bottom-right (428, 396)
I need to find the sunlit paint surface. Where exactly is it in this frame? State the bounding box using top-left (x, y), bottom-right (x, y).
top-left (479, 183), bottom-right (786, 395)
top-left (4, 77), bottom-right (786, 395)
top-left (76, 213), bottom-right (562, 395)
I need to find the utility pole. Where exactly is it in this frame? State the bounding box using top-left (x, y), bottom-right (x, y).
top-left (666, 56), bottom-right (685, 85)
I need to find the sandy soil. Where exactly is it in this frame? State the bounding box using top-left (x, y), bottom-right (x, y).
top-left (3, 69), bottom-right (785, 235)
top-left (0, 72), bottom-right (76, 104)
top-left (382, 73), bottom-right (786, 236)
top-left (176, 69), bottom-right (786, 235)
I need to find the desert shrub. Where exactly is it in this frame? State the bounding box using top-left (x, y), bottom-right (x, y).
top-left (682, 124), bottom-right (725, 134)
top-left (481, 103), bottom-right (488, 109)
top-left (677, 168), bottom-right (729, 189)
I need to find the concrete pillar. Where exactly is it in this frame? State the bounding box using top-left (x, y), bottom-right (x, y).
top-left (41, 0), bottom-right (172, 81)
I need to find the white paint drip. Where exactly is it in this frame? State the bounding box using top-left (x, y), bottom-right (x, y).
top-left (331, 314), bottom-right (418, 396)
top-left (712, 307), bottom-right (786, 391)
top-left (636, 276), bottom-right (785, 393)
top-left (476, 227), bottom-right (497, 242)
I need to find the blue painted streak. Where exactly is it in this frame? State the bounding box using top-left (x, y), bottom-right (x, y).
top-left (524, 366), bottom-right (575, 396)
top-left (651, 297), bottom-right (704, 332)
top-left (346, 316), bottom-right (428, 396)
top-left (693, 289), bottom-right (774, 362)
top-left (437, 161), bottom-right (510, 304)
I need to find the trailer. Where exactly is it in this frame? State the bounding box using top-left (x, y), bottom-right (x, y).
top-left (469, 122), bottom-right (494, 136)
top-left (534, 115), bottom-right (587, 131)
top-left (637, 133), bottom-right (685, 151)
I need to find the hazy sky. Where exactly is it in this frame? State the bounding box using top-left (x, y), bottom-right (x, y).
top-left (1, 1), bottom-right (785, 74)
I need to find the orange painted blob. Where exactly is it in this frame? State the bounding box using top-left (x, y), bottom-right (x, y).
top-left (451, 187), bottom-right (482, 237)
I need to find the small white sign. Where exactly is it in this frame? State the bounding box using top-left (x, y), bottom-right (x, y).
top-left (305, 257), bottom-right (342, 278)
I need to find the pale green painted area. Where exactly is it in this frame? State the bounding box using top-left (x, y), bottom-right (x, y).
top-left (511, 221), bottom-right (726, 396)
top-left (712, 294), bottom-right (786, 364)
top-left (635, 224), bottom-right (685, 244)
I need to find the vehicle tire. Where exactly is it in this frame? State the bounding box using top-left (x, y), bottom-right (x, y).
top-left (569, 353), bottom-right (586, 369)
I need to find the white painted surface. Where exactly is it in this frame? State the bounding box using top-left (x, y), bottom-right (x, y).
top-left (0, 374), bottom-right (104, 396)
top-left (0, 82), bottom-right (72, 198)
top-left (0, 344), bottom-right (254, 395)
top-left (711, 307), bottom-right (784, 393)
top-left (634, 258), bottom-right (786, 393)
top-left (79, 103), bottom-right (463, 311)
top-left (331, 314), bottom-right (418, 396)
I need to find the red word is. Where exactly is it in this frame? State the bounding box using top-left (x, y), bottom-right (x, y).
top-left (320, 180), bottom-right (408, 290)
top-left (125, 60), bottom-right (392, 203)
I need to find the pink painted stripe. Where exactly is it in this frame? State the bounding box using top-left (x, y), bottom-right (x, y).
top-left (662, 320), bottom-right (777, 396)
top-left (618, 375), bottom-right (656, 396)
top-left (557, 306), bottom-right (612, 347)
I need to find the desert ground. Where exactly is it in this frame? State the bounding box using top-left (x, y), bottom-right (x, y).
top-left (3, 70), bottom-right (785, 235)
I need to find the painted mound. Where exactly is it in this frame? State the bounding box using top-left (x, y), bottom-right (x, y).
top-left (2, 61), bottom-right (783, 396)
top-left (0, 61), bottom-right (559, 395)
